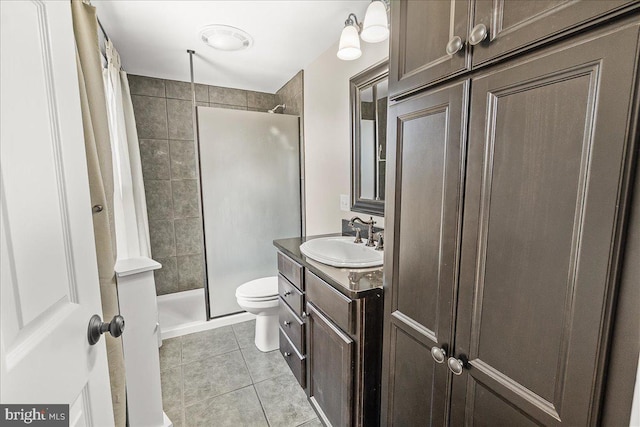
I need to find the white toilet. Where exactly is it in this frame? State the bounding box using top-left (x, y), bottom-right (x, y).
top-left (235, 276), bottom-right (280, 352)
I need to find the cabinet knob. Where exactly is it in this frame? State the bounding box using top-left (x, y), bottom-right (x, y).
top-left (301, 311), bottom-right (308, 319)
top-left (431, 346), bottom-right (447, 364)
top-left (283, 291), bottom-right (291, 296)
top-left (283, 352), bottom-right (291, 357)
top-left (283, 320), bottom-right (291, 327)
top-left (447, 357), bottom-right (465, 376)
top-left (445, 36), bottom-right (464, 55)
top-left (469, 24), bottom-right (488, 46)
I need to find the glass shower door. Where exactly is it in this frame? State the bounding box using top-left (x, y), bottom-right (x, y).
top-left (197, 107), bottom-right (301, 318)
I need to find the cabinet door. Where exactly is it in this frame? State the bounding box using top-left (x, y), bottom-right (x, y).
top-left (472, 0), bottom-right (640, 67)
top-left (452, 23), bottom-right (640, 426)
top-left (389, 0), bottom-right (471, 98)
top-left (381, 80), bottom-right (469, 426)
top-left (307, 303), bottom-right (354, 427)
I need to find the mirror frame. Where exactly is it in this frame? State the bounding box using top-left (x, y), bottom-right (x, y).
top-left (350, 59), bottom-right (389, 217)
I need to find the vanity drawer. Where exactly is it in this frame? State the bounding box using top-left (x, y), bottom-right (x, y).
top-left (279, 299), bottom-right (305, 354)
top-left (277, 252), bottom-right (304, 291)
top-left (279, 328), bottom-right (306, 388)
top-left (278, 274), bottom-right (304, 316)
top-left (305, 271), bottom-right (354, 334)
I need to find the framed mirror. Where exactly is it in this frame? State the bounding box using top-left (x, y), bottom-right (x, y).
top-left (350, 60), bottom-right (388, 217)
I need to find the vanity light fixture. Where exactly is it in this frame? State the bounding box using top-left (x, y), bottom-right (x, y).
top-left (337, 0), bottom-right (389, 61)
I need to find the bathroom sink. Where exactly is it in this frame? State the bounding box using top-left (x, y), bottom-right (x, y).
top-left (299, 236), bottom-right (383, 268)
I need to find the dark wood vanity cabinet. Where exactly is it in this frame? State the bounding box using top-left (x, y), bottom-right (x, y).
top-left (306, 302), bottom-right (355, 427)
top-left (305, 271), bottom-right (383, 427)
top-left (276, 248), bottom-right (384, 427)
top-left (389, 0), bottom-right (640, 98)
top-left (383, 7), bottom-right (640, 427)
top-left (277, 252), bottom-right (307, 389)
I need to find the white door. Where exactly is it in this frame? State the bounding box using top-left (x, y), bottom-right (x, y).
top-left (0, 1), bottom-right (114, 425)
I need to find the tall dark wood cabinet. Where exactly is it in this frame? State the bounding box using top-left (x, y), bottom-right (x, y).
top-left (382, 81), bottom-right (468, 426)
top-left (382, 1), bottom-right (640, 426)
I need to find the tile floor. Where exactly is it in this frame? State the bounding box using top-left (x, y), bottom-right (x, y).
top-left (159, 320), bottom-right (322, 427)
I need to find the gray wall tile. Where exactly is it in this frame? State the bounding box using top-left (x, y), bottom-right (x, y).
top-left (167, 98), bottom-right (194, 140)
top-left (276, 70), bottom-right (303, 116)
top-left (139, 139), bottom-right (170, 180)
top-left (182, 350), bottom-right (252, 405)
top-left (247, 91), bottom-right (277, 111)
top-left (184, 386), bottom-right (268, 427)
top-left (210, 103), bottom-right (247, 111)
top-left (172, 180), bottom-right (200, 218)
top-left (177, 254), bottom-right (204, 291)
top-left (128, 74), bottom-right (166, 97)
top-left (165, 79), bottom-right (209, 102)
top-left (209, 86), bottom-right (247, 107)
top-left (145, 180), bottom-right (174, 220)
top-left (169, 140), bottom-right (197, 180)
top-left (131, 95), bottom-right (168, 139)
top-left (175, 217), bottom-right (203, 255)
top-left (154, 256), bottom-right (179, 295)
top-left (149, 220), bottom-right (176, 258)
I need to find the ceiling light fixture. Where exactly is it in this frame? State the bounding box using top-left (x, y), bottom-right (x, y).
top-left (200, 25), bottom-right (253, 52)
top-left (337, 0), bottom-right (389, 61)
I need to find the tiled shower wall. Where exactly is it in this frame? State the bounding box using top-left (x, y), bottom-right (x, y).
top-left (129, 73), bottom-right (304, 296)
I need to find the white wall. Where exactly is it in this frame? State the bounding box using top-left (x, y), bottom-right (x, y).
top-left (303, 39), bottom-right (389, 235)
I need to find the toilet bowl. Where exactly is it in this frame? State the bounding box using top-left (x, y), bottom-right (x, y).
top-left (235, 276), bottom-right (279, 352)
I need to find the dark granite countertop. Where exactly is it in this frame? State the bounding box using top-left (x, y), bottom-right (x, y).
top-left (273, 234), bottom-right (383, 299)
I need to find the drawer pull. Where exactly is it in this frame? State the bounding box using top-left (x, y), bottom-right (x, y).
top-left (283, 321), bottom-right (291, 327)
top-left (284, 352), bottom-right (291, 357)
top-left (284, 291), bottom-right (292, 296)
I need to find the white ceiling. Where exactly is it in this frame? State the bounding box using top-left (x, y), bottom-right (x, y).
top-left (95, 0), bottom-right (371, 93)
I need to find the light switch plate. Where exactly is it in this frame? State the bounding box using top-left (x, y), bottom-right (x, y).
top-left (340, 194), bottom-right (350, 211)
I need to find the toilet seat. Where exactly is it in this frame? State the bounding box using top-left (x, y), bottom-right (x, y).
top-left (235, 276), bottom-right (278, 301)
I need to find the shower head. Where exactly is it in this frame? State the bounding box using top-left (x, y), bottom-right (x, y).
top-left (268, 104), bottom-right (286, 114)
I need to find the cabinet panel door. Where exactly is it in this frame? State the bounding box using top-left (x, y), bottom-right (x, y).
top-left (453, 23), bottom-right (640, 426)
top-left (307, 303), bottom-right (354, 427)
top-left (381, 80), bottom-right (469, 426)
top-left (389, 0), bottom-right (471, 98)
top-left (472, 0), bottom-right (640, 67)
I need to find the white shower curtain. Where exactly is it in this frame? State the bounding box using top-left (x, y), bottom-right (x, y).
top-left (102, 40), bottom-right (151, 259)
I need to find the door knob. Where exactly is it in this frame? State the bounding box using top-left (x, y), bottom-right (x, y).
top-left (88, 314), bottom-right (125, 345)
top-left (431, 346), bottom-right (447, 364)
top-left (469, 24), bottom-right (488, 46)
top-left (445, 36), bottom-right (464, 55)
top-left (447, 356), bottom-right (465, 375)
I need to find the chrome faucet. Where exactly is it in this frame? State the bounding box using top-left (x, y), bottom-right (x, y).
top-left (349, 216), bottom-right (376, 247)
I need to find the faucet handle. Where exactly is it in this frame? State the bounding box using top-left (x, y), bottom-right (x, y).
top-left (375, 231), bottom-right (384, 251)
top-left (353, 227), bottom-right (363, 244)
